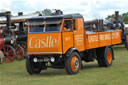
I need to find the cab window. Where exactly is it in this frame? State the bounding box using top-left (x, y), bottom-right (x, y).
top-left (45, 24), bottom-right (60, 32)
top-left (63, 20), bottom-right (73, 32)
top-left (29, 25), bottom-right (44, 33)
top-left (29, 24), bottom-right (61, 33)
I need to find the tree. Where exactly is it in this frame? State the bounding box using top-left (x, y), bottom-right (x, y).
top-left (106, 14), bottom-right (115, 20)
top-left (106, 12), bottom-right (128, 24)
top-left (42, 9), bottom-right (52, 16)
top-left (35, 11), bottom-right (41, 14)
top-left (121, 12), bottom-right (128, 24)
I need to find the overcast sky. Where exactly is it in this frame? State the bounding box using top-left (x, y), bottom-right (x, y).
top-left (0, 0), bottom-right (128, 20)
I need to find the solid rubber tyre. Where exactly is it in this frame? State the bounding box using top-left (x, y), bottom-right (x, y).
top-left (65, 52), bottom-right (81, 75)
top-left (96, 46), bottom-right (114, 67)
top-left (26, 57), bottom-right (41, 75)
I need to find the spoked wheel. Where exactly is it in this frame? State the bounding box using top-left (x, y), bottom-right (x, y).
top-left (18, 41), bottom-right (27, 56)
top-left (15, 44), bottom-right (24, 61)
top-left (65, 52), bottom-right (81, 75)
top-left (26, 57), bottom-right (42, 75)
top-left (2, 45), bottom-right (16, 63)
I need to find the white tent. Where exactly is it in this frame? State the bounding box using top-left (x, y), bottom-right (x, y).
top-left (125, 24), bottom-right (128, 28)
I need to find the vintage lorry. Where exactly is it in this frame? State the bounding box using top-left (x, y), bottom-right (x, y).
top-left (26, 11), bottom-right (123, 75)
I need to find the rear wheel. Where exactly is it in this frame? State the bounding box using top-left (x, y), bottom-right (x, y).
top-left (18, 41), bottom-right (27, 56)
top-left (65, 52), bottom-right (81, 75)
top-left (96, 46), bottom-right (113, 67)
top-left (15, 44), bottom-right (24, 61)
top-left (26, 57), bottom-right (41, 75)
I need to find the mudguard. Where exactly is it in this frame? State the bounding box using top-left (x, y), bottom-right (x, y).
top-left (65, 48), bottom-right (80, 57)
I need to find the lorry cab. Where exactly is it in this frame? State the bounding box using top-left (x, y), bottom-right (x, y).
top-left (27, 14), bottom-right (85, 55)
top-left (27, 14), bottom-right (86, 75)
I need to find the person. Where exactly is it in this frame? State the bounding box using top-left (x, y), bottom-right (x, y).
top-left (63, 23), bottom-right (71, 31)
top-left (0, 50), bottom-right (4, 64)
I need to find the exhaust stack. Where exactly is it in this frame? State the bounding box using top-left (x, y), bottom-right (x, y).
top-left (115, 11), bottom-right (119, 28)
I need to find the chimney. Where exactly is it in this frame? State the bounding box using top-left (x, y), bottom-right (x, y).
top-left (18, 12), bottom-right (23, 16)
top-left (18, 12), bottom-right (24, 32)
top-left (115, 11), bottom-right (119, 28)
top-left (6, 11), bottom-right (11, 32)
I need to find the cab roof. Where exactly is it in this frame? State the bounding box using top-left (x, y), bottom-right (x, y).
top-left (0, 13), bottom-right (83, 24)
top-left (28, 13), bottom-right (83, 21)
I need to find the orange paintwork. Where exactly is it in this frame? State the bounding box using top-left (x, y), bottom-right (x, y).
top-left (107, 50), bottom-right (112, 64)
top-left (27, 17), bottom-right (122, 55)
top-left (62, 32), bottom-right (73, 53)
top-left (85, 30), bottom-right (121, 50)
top-left (27, 32), bottom-right (62, 55)
top-left (71, 56), bottom-right (79, 71)
top-left (98, 32), bottom-right (111, 47)
top-left (111, 30), bottom-right (121, 44)
top-left (74, 18), bottom-right (85, 51)
top-left (85, 33), bottom-right (99, 49)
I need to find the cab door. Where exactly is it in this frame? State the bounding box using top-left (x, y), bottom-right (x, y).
top-left (62, 19), bottom-right (74, 53)
top-left (73, 18), bottom-right (85, 51)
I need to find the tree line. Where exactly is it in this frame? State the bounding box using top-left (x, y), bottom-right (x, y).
top-left (106, 12), bottom-right (128, 24)
top-left (36, 9), bottom-right (128, 24)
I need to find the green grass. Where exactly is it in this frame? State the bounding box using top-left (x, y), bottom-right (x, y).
top-left (0, 45), bottom-right (128, 85)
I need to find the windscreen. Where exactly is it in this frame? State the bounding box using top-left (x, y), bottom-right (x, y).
top-left (28, 18), bottom-right (62, 33)
top-left (29, 24), bottom-right (61, 33)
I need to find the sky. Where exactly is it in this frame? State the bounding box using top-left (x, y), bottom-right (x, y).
top-left (0, 0), bottom-right (128, 20)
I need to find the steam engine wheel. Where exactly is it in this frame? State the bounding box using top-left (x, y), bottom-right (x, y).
top-left (18, 41), bottom-right (27, 57)
top-left (2, 45), bottom-right (16, 63)
top-left (15, 44), bottom-right (24, 61)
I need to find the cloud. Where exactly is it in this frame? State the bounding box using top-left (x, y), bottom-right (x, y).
top-left (0, 0), bottom-right (12, 12)
top-left (0, 0), bottom-right (128, 20)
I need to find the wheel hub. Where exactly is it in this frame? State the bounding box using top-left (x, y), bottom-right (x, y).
top-left (73, 59), bottom-right (79, 68)
top-left (107, 51), bottom-right (112, 63)
top-left (71, 56), bottom-right (79, 71)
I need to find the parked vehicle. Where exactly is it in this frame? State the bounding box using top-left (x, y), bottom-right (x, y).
top-left (26, 11), bottom-right (123, 75)
top-left (0, 11), bottom-right (29, 63)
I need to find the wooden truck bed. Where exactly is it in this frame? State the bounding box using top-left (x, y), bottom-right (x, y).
top-left (85, 30), bottom-right (121, 50)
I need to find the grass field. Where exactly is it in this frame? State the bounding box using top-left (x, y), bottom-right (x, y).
top-left (0, 45), bottom-right (128, 85)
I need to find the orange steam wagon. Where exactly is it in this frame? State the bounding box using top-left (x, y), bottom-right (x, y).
top-left (26, 12), bottom-right (122, 75)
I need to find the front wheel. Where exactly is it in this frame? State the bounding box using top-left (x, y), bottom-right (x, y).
top-left (26, 57), bottom-right (41, 75)
top-left (65, 52), bottom-right (81, 75)
top-left (2, 45), bottom-right (16, 63)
